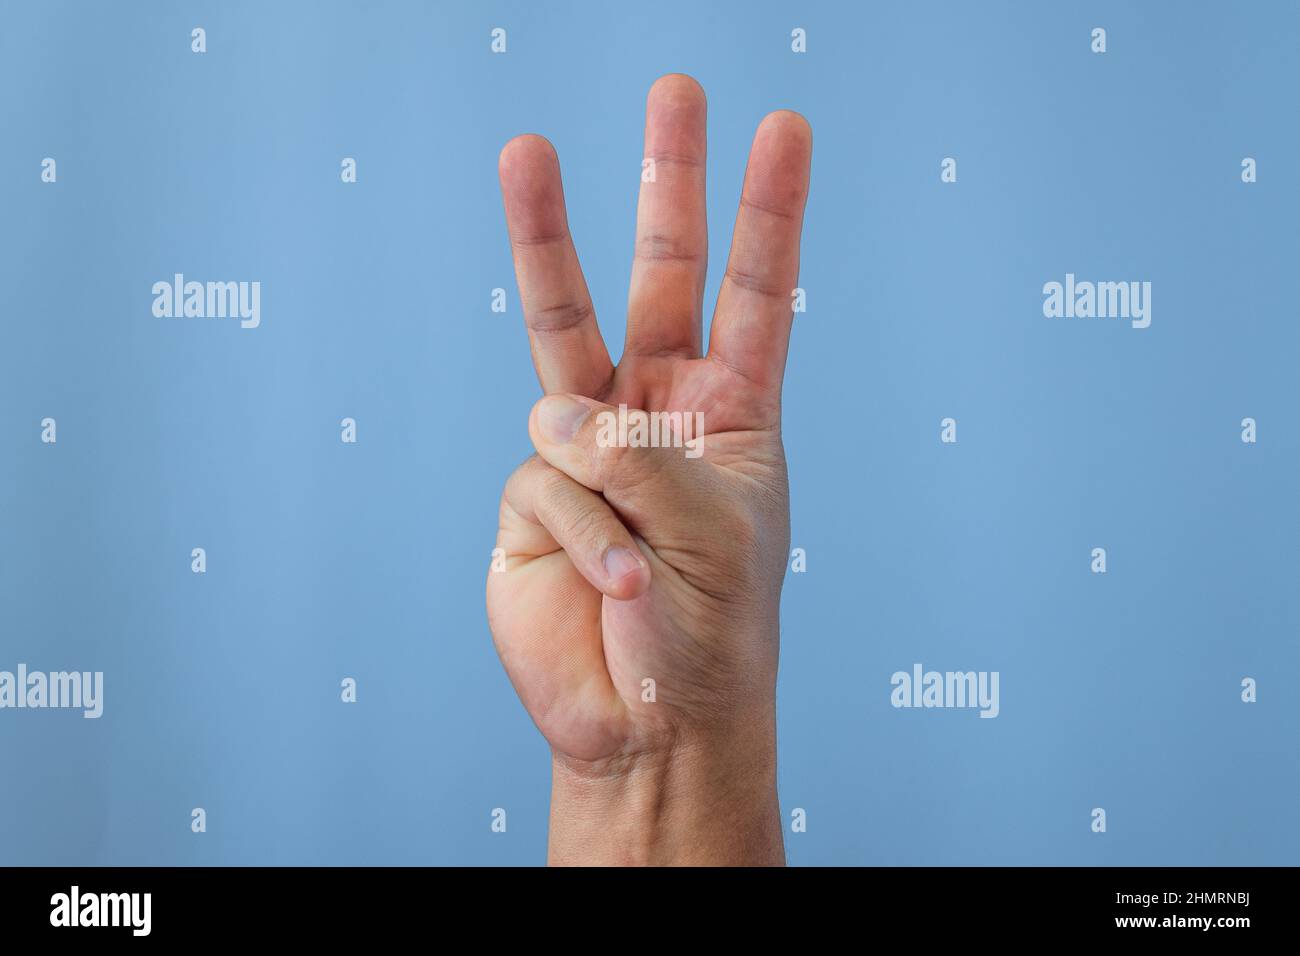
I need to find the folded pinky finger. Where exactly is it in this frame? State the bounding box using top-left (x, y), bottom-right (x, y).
top-left (501, 456), bottom-right (651, 601)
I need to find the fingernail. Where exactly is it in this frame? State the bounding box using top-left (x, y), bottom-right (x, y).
top-left (603, 546), bottom-right (644, 582)
top-left (537, 395), bottom-right (590, 444)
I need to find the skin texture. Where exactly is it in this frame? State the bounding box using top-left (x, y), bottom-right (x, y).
top-left (486, 74), bottom-right (812, 865)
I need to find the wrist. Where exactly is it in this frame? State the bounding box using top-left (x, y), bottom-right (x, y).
top-left (547, 721), bottom-right (785, 866)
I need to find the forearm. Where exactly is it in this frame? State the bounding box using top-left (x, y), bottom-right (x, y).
top-left (547, 725), bottom-right (785, 866)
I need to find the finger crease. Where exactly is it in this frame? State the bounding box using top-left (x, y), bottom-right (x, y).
top-left (739, 194), bottom-right (798, 222)
top-left (635, 234), bottom-right (705, 264)
top-left (527, 300), bottom-right (595, 332)
top-left (723, 265), bottom-right (788, 300)
top-left (647, 151), bottom-right (705, 170)
top-left (510, 231), bottom-right (571, 249)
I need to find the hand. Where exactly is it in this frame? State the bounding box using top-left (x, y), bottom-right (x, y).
top-left (486, 74), bottom-right (811, 865)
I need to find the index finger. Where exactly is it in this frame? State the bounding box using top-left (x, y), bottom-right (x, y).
top-left (706, 111), bottom-right (812, 393)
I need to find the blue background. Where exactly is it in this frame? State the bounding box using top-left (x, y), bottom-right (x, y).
top-left (2, 0), bottom-right (1296, 865)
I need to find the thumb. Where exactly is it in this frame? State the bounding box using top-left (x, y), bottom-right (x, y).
top-left (527, 394), bottom-right (719, 534)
